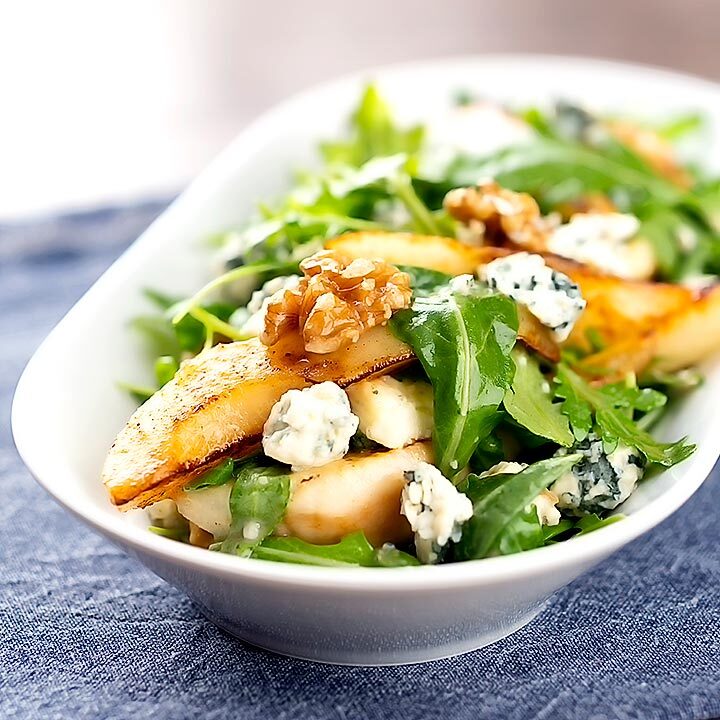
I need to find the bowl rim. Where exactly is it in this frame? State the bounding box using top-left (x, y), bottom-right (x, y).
top-left (12, 52), bottom-right (720, 592)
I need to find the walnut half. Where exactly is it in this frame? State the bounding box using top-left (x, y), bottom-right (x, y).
top-left (444, 179), bottom-right (549, 250)
top-left (261, 250), bottom-right (412, 354)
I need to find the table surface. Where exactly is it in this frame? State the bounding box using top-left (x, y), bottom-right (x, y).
top-left (2, 203), bottom-right (720, 720)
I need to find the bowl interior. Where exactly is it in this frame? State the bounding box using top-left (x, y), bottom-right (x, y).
top-left (12, 55), bottom-right (720, 585)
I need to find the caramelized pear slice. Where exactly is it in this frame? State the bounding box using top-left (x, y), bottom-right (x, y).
top-left (328, 232), bottom-right (695, 357)
top-left (280, 441), bottom-right (433, 546)
top-left (328, 233), bottom-right (560, 361)
top-left (103, 328), bottom-right (413, 509)
top-left (582, 286), bottom-right (720, 377)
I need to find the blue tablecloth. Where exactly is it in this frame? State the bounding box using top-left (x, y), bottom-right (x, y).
top-left (1, 202), bottom-right (719, 720)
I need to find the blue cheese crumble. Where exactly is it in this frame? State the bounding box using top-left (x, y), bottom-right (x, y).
top-left (481, 252), bottom-right (586, 341)
top-left (262, 382), bottom-right (359, 470)
top-left (401, 462), bottom-right (473, 564)
top-left (548, 212), bottom-right (655, 280)
top-left (549, 434), bottom-right (645, 515)
top-left (230, 274), bottom-right (301, 337)
top-left (480, 461), bottom-right (561, 526)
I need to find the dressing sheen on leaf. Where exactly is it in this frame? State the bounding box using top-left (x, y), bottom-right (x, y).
top-left (390, 289), bottom-right (518, 479)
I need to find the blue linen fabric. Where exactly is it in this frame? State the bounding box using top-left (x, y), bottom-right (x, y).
top-left (1, 203), bottom-right (720, 720)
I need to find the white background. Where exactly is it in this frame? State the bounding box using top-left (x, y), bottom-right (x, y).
top-left (1, 0), bottom-right (719, 220)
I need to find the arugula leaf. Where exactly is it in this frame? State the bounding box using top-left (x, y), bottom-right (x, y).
top-left (396, 265), bottom-right (452, 296)
top-left (446, 138), bottom-right (682, 210)
top-left (557, 365), bottom-right (695, 466)
top-left (391, 289), bottom-right (518, 478)
top-left (575, 513), bottom-right (625, 535)
top-left (554, 366), bottom-right (593, 441)
top-left (491, 507), bottom-right (544, 556)
top-left (503, 348), bottom-right (574, 447)
top-left (143, 288), bottom-right (179, 311)
top-left (320, 85), bottom-right (424, 168)
top-left (131, 315), bottom-right (181, 360)
top-left (116, 381), bottom-right (156, 404)
top-left (542, 518), bottom-right (575, 542)
top-left (252, 532), bottom-right (419, 567)
top-left (184, 458), bottom-right (235, 491)
top-left (655, 113), bottom-right (704, 141)
top-left (598, 382), bottom-right (667, 414)
top-left (374, 543), bottom-right (421, 567)
top-left (220, 461), bottom-right (291, 556)
top-left (154, 355), bottom-right (179, 388)
top-left (455, 454), bottom-right (581, 560)
top-left (469, 421), bottom-right (506, 473)
top-left (149, 526), bottom-right (188, 541)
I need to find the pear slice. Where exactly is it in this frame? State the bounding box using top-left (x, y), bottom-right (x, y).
top-left (103, 327), bottom-right (413, 508)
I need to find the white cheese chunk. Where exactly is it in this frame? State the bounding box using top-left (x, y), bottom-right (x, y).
top-left (346, 376), bottom-right (433, 449)
top-left (262, 382), bottom-right (359, 470)
top-left (401, 462), bottom-right (473, 564)
top-left (548, 212), bottom-right (655, 280)
top-left (479, 462), bottom-right (560, 526)
top-left (481, 252), bottom-right (586, 341)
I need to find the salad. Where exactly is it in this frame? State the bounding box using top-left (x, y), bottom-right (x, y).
top-left (103, 86), bottom-right (720, 567)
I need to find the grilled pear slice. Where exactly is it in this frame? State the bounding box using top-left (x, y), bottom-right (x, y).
top-left (103, 327), bottom-right (413, 508)
top-left (328, 232), bottom-right (694, 355)
top-left (173, 441), bottom-right (432, 548)
top-left (581, 285), bottom-right (720, 376)
top-left (281, 441), bottom-right (432, 546)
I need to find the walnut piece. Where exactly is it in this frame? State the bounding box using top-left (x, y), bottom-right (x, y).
top-left (443, 179), bottom-right (549, 250)
top-left (261, 250), bottom-right (412, 354)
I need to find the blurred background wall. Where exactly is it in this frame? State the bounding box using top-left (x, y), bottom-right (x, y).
top-left (1, 0), bottom-right (719, 219)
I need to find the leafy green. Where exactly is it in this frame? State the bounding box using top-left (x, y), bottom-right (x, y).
top-left (116, 381), bottom-right (156, 404)
top-left (154, 355), bottom-right (179, 388)
top-left (446, 138), bottom-right (682, 210)
top-left (252, 532), bottom-right (419, 567)
top-left (655, 113), bottom-right (704, 141)
top-left (491, 507), bottom-right (544, 556)
top-left (396, 265), bottom-right (452, 296)
top-left (598, 381), bottom-right (667, 414)
top-left (575, 513), bottom-right (625, 535)
top-left (542, 518), bottom-right (575, 542)
top-left (469, 421), bottom-right (506, 473)
top-left (391, 289), bottom-right (518, 478)
top-left (503, 348), bottom-right (574, 447)
top-left (148, 526), bottom-right (188, 541)
top-left (219, 461), bottom-right (291, 556)
top-left (554, 366), bottom-right (593, 441)
top-left (130, 315), bottom-right (181, 360)
top-left (637, 202), bottom-right (720, 282)
top-left (320, 84), bottom-right (424, 168)
top-left (184, 458), bottom-right (236, 491)
top-left (455, 455), bottom-right (582, 559)
top-left (555, 365), bottom-right (695, 466)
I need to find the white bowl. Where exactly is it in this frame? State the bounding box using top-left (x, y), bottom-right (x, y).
top-left (12, 55), bottom-right (720, 665)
